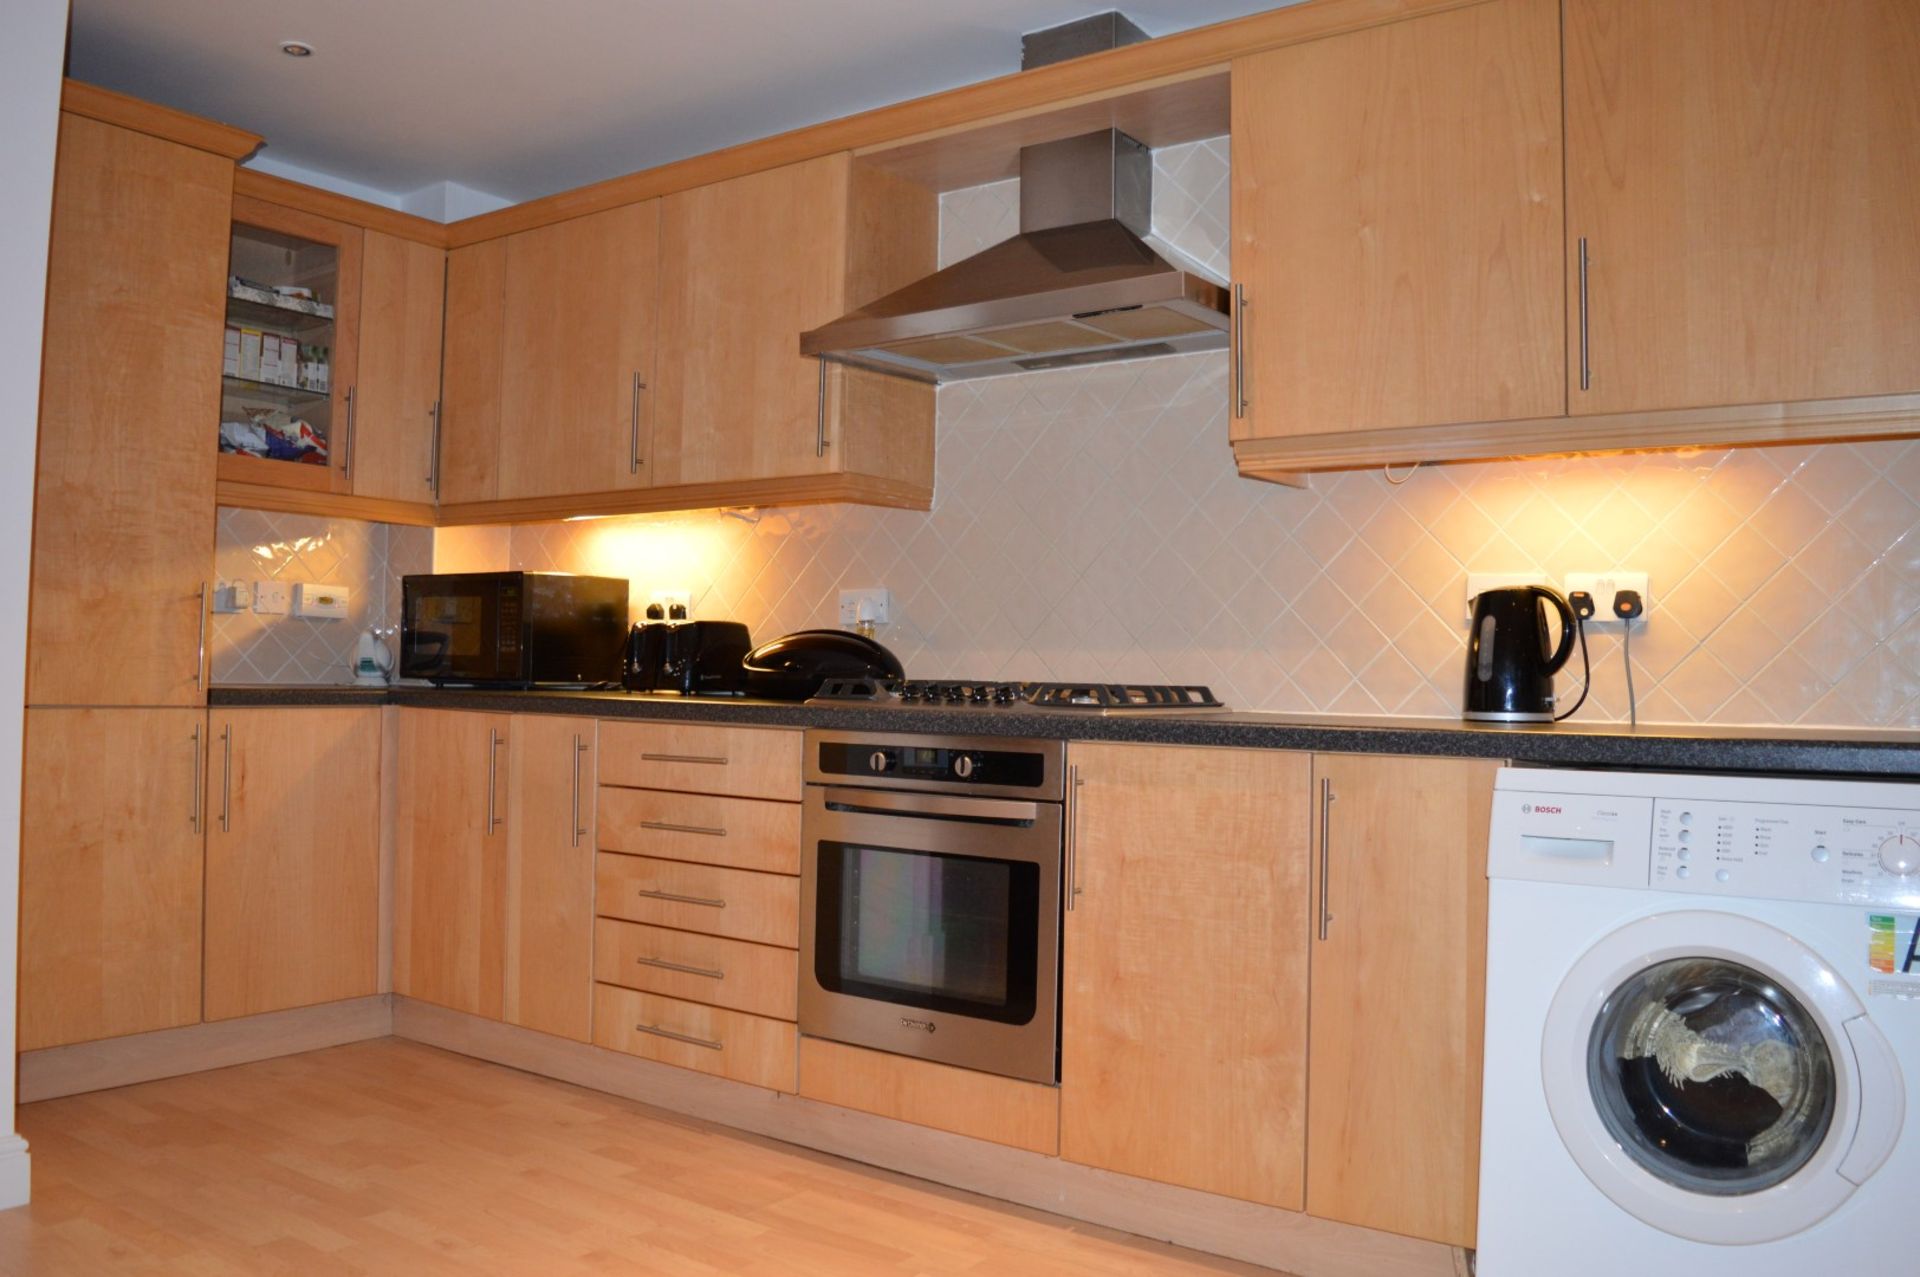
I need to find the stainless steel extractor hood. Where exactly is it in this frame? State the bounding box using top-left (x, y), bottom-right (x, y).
top-left (800, 128), bottom-right (1229, 383)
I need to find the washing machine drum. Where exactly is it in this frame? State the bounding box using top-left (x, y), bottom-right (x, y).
top-left (1543, 911), bottom-right (1904, 1245)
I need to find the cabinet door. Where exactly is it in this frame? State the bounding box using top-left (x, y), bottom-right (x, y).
top-left (394, 709), bottom-right (510, 1018)
top-left (1305, 754), bottom-right (1496, 1248)
top-left (1230, 0), bottom-right (1564, 440)
top-left (1060, 742), bottom-right (1311, 1209)
top-left (1566, 0), bottom-right (1920, 413)
top-left (20, 708), bottom-right (206, 1049)
top-left (652, 157), bottom-right (849, 486)
top-left (352, 231), bottom-right (445, 504)
top-left (203, 708), bottom-right (381, 1020)
top-left (497, 202), bottom-right (659, 499)
top-left (30, 114), bottom-right (227, 706)
top-left (438, 239), bottom-right (506, 504)
top-left (504, 715), bottom-right (595, 1041)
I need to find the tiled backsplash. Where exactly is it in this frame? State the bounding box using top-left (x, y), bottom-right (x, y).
top-left (211, 508), bottom-right (432, 684)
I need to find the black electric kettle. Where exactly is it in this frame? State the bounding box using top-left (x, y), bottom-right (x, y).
top-left (1463, 586), bottom-right (1576, 723)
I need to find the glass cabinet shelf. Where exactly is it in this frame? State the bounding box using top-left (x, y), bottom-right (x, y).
top-left (221, 375), bottom-right (330, 408)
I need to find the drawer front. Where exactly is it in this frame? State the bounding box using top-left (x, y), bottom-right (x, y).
top-left (594, 918), bottom-right (797, 1021)
top-left (597, 787), bottom-right (801, 874)
top-left (799, 1036), bottom-right (1060, 1155)
top-left (593, 983), bottom-right (796, 1092)
top-left (597, 721), bottom-right (801, 801)
top-left (595, 853), bottom-right (798, 947)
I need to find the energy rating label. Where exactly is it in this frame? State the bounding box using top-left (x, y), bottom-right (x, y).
top-left (1868, 912), bottom-right (1920, 997)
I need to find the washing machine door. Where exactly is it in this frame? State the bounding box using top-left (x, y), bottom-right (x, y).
top-left (1542, 910), bottom-right (1904, 1245)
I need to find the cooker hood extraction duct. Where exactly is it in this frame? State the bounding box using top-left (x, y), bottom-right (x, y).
top-left (799, 127), bottom-right (1230, 384)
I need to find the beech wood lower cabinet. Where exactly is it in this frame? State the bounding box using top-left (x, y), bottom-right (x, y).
top-left (503, 715), bottom-right (597, 1042)
top-left (19, 708), bottom-right (208, 1050)
top-left (1305, 753), bottom-right (1496, 1249)
top-left (203, 707), bottom-right (381, 1021)
top-left (1059, 742), bottom-right (1313, 1209)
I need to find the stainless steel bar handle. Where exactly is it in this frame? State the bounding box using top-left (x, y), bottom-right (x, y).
top-left (1317, 777), bottom-right (1335, 941)
top-left (634, 887), bottom-right (726, 909)
top-left (189, 722), bottom-right (202, 833)
top-left (425, 401), bottom-right (441, 489)
top-left (814, 357), bottom-right (828, 457)
top-left (628, 373), bottom-right (646, 473)
top-left (341, 386), bottom-right (357, 479)
top-left (820, 786), bottom-right (1040, 824)
top-left (486, 728), bottom-right (503, 834)
top-left (634, 955), bottom-right (725, 981)
top-left (194, 582), bottom-right (208, 689)
top-left (219, 723), bottom-right (233, 834)
top-left (570, 734), bottom-right (585, 848)
top-left (639, 819), bottom-right (727, 838)
top-left (640, 752), bottom-right (728, 766)
top-left (632, 1022), bottom-right (721, 1051)
top-left (1064, 764), bottom-right (1083, 911)
top-left (1577, 237), bottom-right (1591, 393)
top-left (1232, 284), bottom-right (1248, 419)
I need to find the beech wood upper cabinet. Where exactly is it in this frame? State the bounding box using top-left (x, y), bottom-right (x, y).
top-left (353, 231), bottom-right (447, 503)
top-left (438, 239), bottom-right (507, 505)
top-left (503, 715), bottom-right (596, 1042)
top-left (1305, 754), bottom-right (1496, 1249)
top-left (496, 202), bottom-right (660, 500)
top-left (395, 709), bottom-right (511, 1019)
top-left (1060, 742), bottom-right (1312, 1210)
top-left (1565, 0), bottom-right (1920, 415)
top-left (30, 112), bottom-right (229, 707)
top-left (203, 707), bottom-right (382, 1021)
top-left (1230, 0), bottom-right (1564, 443)
top-left (650, 155), bottom-right (935, 494)
top-left (19, 709), bottom-right (206, 1050)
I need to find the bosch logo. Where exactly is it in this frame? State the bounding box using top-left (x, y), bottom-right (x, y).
top-left (1523, 804), bottom-right (1564, 814)
top-left (900, 1017), bottom-right (937, 1034)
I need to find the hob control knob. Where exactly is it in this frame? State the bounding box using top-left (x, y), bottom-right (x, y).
top-left (953, 754), bottom-right (976, 779)
top-left (1878, 833), bottom-right (1920, 876)
top-left (869, 751), bottom-right (890, 773)
top-left (970, 685), bottom-right (991, 703)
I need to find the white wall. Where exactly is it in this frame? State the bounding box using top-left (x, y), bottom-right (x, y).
top-left (0, 0), bottom-right (70, 1208)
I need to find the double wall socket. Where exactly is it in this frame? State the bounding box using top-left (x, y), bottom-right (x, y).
top-left (1465, 571), bottom-right (1651, 627)
top-left (838, 588), bottom-right (891, 628)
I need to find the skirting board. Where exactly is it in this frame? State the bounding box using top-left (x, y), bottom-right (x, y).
top-left (392, 997), bottom-right (1465, 1277)
top-left (18, 994), bottom-right (395, 1103)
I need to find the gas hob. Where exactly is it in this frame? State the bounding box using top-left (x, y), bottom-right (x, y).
top-left (809, 678), bottom-right (1224, 715)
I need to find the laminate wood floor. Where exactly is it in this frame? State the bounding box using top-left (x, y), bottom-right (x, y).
top-left (0, 1039), bottom-right (1286, 1276)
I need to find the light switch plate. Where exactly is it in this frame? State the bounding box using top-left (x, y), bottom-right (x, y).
top-left (252, 580), bottom-right (291, 616)
top-left (293, 582), bottom-right (350, 620)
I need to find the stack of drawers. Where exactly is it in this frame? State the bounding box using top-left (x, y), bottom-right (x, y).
top-left (591, 721), bottom-right (802, 1092)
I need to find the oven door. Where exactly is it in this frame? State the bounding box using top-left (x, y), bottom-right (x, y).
top-left (800, 785), bottom-right (1062, 1084)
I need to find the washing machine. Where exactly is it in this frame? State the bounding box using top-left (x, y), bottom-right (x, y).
top-left (1476, 767), bottom-right (1917, 1275)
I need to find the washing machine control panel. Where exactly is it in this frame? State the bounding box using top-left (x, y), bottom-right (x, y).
top-left (1651, 799), bottom-right (1920, 907)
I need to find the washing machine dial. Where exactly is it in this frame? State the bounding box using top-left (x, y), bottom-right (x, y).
top-left (1877, 833), bottom-right (1920, 876)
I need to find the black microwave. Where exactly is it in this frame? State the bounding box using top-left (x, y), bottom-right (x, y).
top-left (400, 572), bottom-right (629, 687)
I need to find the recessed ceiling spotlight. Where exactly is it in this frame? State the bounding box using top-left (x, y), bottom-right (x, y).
top-left (279, 40), bottom-right (314, 58)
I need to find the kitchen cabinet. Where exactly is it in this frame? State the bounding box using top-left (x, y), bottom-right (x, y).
top-left (503, 715), bottom-right (597, 1042)
top-left (1564, 0), bottom-right (1920, 415)
top-left (352, 231), bottom-right (446, 504)
top-left (1059, 742), bottom-right (1312, 1209)
top-left (437, 239), bottom-right (506, 505)
top-left (203, 707), bottom-right (381, 1020)
top-left (29, 110), bottom-right (231, 707)
top-left (1229, 0), bottom-right (1563, 445)
top-left (1305, 754), bottom-right (1495, 1248)
top-left (394, 708), bottom-right (511, 1019)
top-left (19, 708), bottom-right (207, 1050)
top-left (495, 202), bottom-right (659, 500)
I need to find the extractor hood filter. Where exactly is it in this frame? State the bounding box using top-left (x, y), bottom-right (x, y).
top-left (800, 129), bottom-right (1229, 383)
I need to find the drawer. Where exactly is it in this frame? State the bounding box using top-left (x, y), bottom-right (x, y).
top-left (593, 984), bottom-right (796, 1092)
top-left (594, 918), bottom-right (797, 1021)
top-left (799, 1036), bottom-right (1060, 1155)
top-left (597, 721), bottom-right (801, 802)
top-left (597, 787), bottom-right (800, 874)
top-left (595, 853), bottom-right (798, 947)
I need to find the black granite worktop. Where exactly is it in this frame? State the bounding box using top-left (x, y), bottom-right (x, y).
top-left (209, 684), bottom-right (1920, 777)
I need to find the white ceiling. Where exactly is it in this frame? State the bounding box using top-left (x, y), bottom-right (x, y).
top-left (68, 1), bottom-right (1287, 210)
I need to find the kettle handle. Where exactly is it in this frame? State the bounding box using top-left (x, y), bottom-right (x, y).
top-left (1532, 586), bottom-right (1577, 675)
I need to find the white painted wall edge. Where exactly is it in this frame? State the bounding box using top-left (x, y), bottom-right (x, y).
top-left (242, 153), bottom-right (512, 222)
top-left (0, 0), bottom-right (73, 1212)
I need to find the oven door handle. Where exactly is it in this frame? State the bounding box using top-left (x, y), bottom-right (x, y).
top-left (819, 786), bottom-right (1041, 825)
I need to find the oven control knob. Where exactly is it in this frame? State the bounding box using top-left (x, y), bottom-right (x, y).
top-left (953, 754), bottom-right (975, 779)
top-left (869, 750), bottom-right (890, 773)
top-left (1878, 833), bottom-right (1920, 876)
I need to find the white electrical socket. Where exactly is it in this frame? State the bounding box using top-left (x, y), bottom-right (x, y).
top-left (252, 580), bottom-right (291, 616)
top-left (211, 580), bottom-right (251, 613)
top-left (838, 587), bottom-right (891, 628)
top-left (1565, 571), bottom-right (1650, 627)
top-left (650, 591), bottom-right (691, 618)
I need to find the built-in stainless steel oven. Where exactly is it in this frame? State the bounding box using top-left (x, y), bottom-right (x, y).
top-left (800, 730), bottom-right (1064, 1084)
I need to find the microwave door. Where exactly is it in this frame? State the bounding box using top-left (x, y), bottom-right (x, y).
top-left (406, 581), bottom-right (510, 683)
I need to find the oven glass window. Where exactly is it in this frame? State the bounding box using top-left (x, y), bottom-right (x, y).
top-left (815, 840), bottom-right (1039, 1024)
